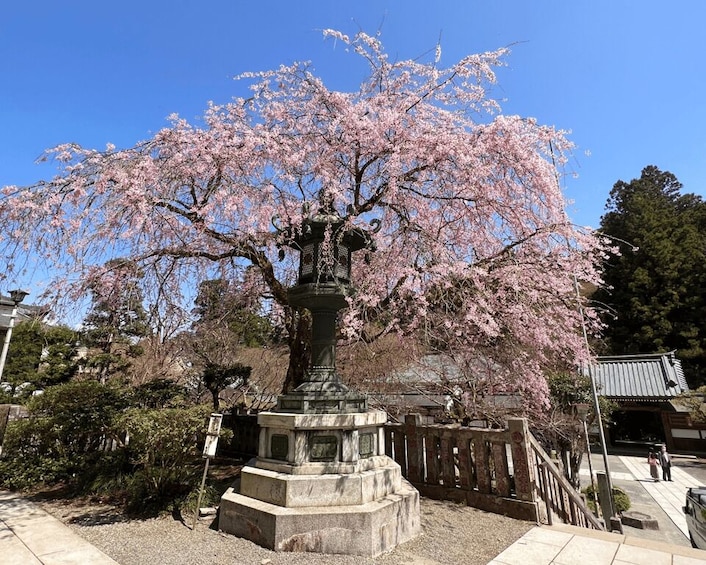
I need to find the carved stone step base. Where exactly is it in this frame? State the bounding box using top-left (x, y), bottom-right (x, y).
top-left (218, 478), bottom-right (420, 557)
top-left (240, 459), bottom-right (402, 507)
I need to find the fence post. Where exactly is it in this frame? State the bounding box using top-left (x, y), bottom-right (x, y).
top-left (472, 435), bottom-right (491, 493)
top-left (492, 442), bottom-right (511, 497)
top-left (508, 418), bottom-right (534, 502)
top-left (404, 414), bottom-right (424, 483)
top-left (539, 463), bottom-right (553, 525)
top-left (596, 472), bottom-right (615, 528)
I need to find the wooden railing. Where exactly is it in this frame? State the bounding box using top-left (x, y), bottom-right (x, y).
top-left (528, 434), bottom-right (604, 530)
top-left (385, 414), bottom-right (603, 529)
top-left (384, 415), bottom-right (540, 521)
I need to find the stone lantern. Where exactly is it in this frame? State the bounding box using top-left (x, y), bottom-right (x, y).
top-left (277, 208), bottom-right (371, 414)
top-left (219, 205), bottom-right (420, 557)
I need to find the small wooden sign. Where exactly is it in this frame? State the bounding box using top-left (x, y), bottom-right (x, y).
top-left (202, 413), bottom-right (223, 459)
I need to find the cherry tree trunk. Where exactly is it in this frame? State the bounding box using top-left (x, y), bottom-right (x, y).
top-left (282, 309), bottom-right (312, 393)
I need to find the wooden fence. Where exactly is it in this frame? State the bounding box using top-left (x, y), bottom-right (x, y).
top-left (384, 414), bottom-right (602, 529)
top-left (384, 415), bottom-right (541, 521)
top-left (0, 404), bottom-right (27, 448)
top-left (220, 413), bottom-right (260, 457)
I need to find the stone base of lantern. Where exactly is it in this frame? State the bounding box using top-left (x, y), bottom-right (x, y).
top-left (219, 471), bottom-right (419, 556)
top-left (218, 409), bottom-right (421, 557)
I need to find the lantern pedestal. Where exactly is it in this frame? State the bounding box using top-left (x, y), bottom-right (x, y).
top-left (277, 282), bottom-right (369, 414)
top-left (219, 411), bottom-right (420, 556)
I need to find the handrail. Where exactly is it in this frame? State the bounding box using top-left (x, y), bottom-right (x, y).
top-left (528, 434), bottom-right (604, 530)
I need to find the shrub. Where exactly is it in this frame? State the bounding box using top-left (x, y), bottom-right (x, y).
top-left (0, 381), bottom-right (129, 491)
top-left (1, 381), bottom-right (216, 515)
top-left (28, 380), bottom-right (129, 455)
top-left (119, 405), bottom-right (211, 513)
top-left (582, 484), bottom-right (631, 514)
top-left (132, 378), bottom-right (188, 409)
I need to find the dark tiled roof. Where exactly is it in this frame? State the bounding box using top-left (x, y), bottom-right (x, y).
top-left (589, 352), bottom-right (688, 401)
top-left (0, 296), bottom-right (47, 329)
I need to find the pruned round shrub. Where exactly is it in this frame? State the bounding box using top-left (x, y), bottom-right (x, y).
top-left (582, 484), bottom-right (631, 514)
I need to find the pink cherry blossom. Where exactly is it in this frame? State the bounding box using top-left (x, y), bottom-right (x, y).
top-left (0, 30), bottom-right (607, 408)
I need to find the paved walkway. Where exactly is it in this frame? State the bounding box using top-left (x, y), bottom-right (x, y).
top-left (618, 455), bottom-right (691, 539)
top-left (0, 490), bottom-right (118, 565)
top-left (490, 523), bottom-right (706, 564)
top-left (492, 455), bottom-right (706, 564)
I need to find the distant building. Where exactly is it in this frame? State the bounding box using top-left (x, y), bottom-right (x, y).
top-left (0, 294), bottom-right (47, 345)
top-left (589, 352), bottom-right (701, 452)
top-left (367, 354), bottom-right (522, 425)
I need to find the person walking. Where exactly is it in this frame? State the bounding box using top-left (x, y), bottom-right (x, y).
top-left (659, 444), bottom-right (672, 481)
top-left (648, 450), bottom-right (660, 481)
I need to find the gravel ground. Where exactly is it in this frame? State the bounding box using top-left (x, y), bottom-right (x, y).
top-left (38, 496), bottom-right (534, 565)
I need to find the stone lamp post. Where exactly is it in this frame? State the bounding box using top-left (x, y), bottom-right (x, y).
top-left (277, 209), bottom-right (370, 414)
top-left (219, 207), bottom-right (420, 557)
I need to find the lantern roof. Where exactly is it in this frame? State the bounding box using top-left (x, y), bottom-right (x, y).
top-left (285, 208), bottom-right (372, 253)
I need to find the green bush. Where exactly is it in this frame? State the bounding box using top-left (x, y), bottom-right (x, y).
top-left (0, 452), bottom-right (73, 490)
top-left (119, 405), bottom-right (210, 514)
top-left (0, 381), bottom-right (129, 491)
top-left (0, 379), bottom-right (218, 516)
top-left (582, 484), bottom-right (631, 514)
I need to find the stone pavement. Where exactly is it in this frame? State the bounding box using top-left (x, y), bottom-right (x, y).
top-left (490, 523), bottom-right (706, 564)
top-left (0, 490), bottom-right (118, 565)
top-left (618, 455), bottom-right (692, 539)
top-left (491, 454), bottom-right (706, 564)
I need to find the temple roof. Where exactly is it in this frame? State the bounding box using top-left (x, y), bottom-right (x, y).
top-left (589, 352), bottom-right (688, 401)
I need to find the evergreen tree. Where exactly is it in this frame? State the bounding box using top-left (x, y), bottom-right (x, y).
top-left (202, 362), bottom-right (252, 410)
top-left (34, 324), bottom-right (81, 388)
top-left (596, 166), bottom-right (706, 386)
top-left (0, 321), bottom-right (79, 401)
top-left (192, 278), bottom-right (272, 347)
top-left (81, 259), bottom-right (150, 383)
top-left (183, 278), bottom-right (272, 409)
top-left (1, 322), bottom-right (43, 398)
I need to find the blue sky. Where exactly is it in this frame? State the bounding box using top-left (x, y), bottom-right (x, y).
top-left (2, 1), bottom-right (705, 230)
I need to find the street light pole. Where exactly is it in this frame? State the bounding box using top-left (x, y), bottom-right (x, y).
top-left (588, 362), bottom-right (616, 511)
top-left (575, 403), bottom-right (598, 516)
top-left (573, 276), bottom-right (615, 521)
top-left (0, 289), bottom-right (29, 383)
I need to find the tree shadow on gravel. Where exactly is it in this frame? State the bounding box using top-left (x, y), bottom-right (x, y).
top-left (27, 485), bottom-right (131, 527)
top-left (65, 509), bottom-right (131, 526)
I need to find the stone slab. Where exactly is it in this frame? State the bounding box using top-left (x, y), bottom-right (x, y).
top-left (254, 453), bottom-right (392, 475)
top-left (614, 543), bottom-right (672, 565)
top-left (219, 478), bottom-right (420, 557)
top-left (621, 510), bottom-right (659, 530)
top-left (0, 493), bottom-right (119, 565)
top-left (554, 535), bottom-right (620, 565)
top-left (258, 410), bottom-right (388, 430)
top-left (240, 461), bottom-right (402, 507)
top-left (0, 521), bottom-right (42, 565)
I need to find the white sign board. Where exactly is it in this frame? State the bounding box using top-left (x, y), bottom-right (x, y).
top-left (202, 413), bottom-right (223, 458)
